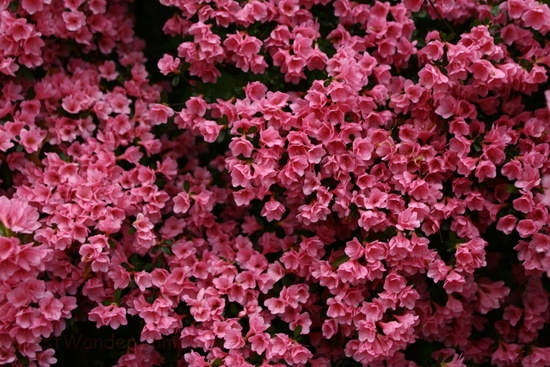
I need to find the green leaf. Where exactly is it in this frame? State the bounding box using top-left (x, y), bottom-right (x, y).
top-left (25, 87), bottom-right (35, 100)
top-left (247, 126), bottom-right (258, 134)
top-left (230, 303), bottom-right (240, 316)
top-left (212, 358), bottom-right (223, 367)
top-left (129, 253), bottom-right (143, 268)
top-left (160, 246), bottom-right (172, 255)
top-left (490, 5), bottom-right (500, 16)
top-left (172, 76), bottom-right (180, 86)
top-left (0, 222), bottom-right (8, 237)
top-left (216, 129), bottom-right (226, 143)
top-left (331, 255), bottom-right (350, 268)
top-left (108, 239), bottom-right (117, 249)
top-left (129, 279), bottom-right (137, 290)
top-left (184, 180), bottom-right (191, 192)
top-left (8, 1), bottom-right (18, 12)
top-left (506, 184), bottom-right (519, 193)
top-left (217, 115), bottom-right (228, 126)
top-left (114, 289), bottom-right (122, 305)
top-left (293, 325), bottom-right (302, 339)
top-left (153, 256), bottom-right (165, 268)
top-left (59, 152), bottom-right (72, 162)
top-left (143, 263), bottom-right (155, 272)
top-left (19, 67), bottom-right (34, 82)
top-left (18, 355), bottom-right (30, 367)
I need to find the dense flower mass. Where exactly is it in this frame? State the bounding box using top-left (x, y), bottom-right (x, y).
top-left (0, 0), bottom-right (549, 366)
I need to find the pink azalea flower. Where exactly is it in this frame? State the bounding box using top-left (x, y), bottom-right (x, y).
top-left (261, 197), bottom-right (286, 222)
top-left (396, 208), bottom-right (421, 231)
top-left (62, 11), bottom-right (86, 32)
top-left (157, 54), bottom-right (181, 75)
top-left (0, 196), bottom-right (40, 234)
top-left (148, 104), bottom-right (174, 125)
top-left (522, 5), bottom-right (550, 31)
top-left (88, 304), bottom-right (128, 330)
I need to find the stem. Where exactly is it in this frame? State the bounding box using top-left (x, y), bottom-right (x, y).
top-left (426, 0), bottom-right (458, 36)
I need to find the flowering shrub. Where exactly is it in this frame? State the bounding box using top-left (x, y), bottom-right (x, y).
top-left (0, 0), bottom-right (549, 366)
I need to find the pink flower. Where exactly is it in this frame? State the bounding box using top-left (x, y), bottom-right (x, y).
top-left (267, 333), bottom-right (293, 359)
top-left (475, 160), bottom-right (497, 182)
top-left (173, 192), bottom-right (191, 214)
top-left (455, 238), bottom-right (487, 273)
top-left (62, 11), bottom-right (86, 32)
top-left (265, 297), bottom-right (286, 314)
top-left (443, 270), bottom-right (466, 293)
top-left (286, 344), bottom-right (314, 365)
top-left (278, 0), bottom-right (299, 17)
top-left (522, 5), bottom-right (550, 31)
top-left (223, 330), bottom-right (245, 349)
top-left (98, 60), bottom-right (118, 80)
top-left (61, 95), bottom-right (82, 114)
top-left (89, 304), bottom-right (128, 329)
top-left (403, 0), bottom-right (423, 12)
top-left (0, 196), bottom-right (40, 233)
top-left (229, 162), bottom-right (252, 188)
top-left (36, 349), bottom-right (57, 367)
top-left (513, 193), bottom-right (534, 213)
top-left (501, 160), bottom-right (522, 180)
top-left (345, 238), bottom-right (365, 260)
top-left (353, 138), bottom-right (374, 161)
top-left (133, 213), bottom-right (154, 232)
top-left (470, 60), bottom-right (506, 84)
top-left (249, 333), bottom-right (270, 354)
top-left (157, 54), bottom-right (181, 75)
top-left (198, 119), bottom-right (224, 143)
top-left (148, 104), bottom-right (174, 125)
top-left (418, 64), bottom-right (449, 87)
top-left (39, 291), bottom-right (64, 321)
top-left (384, 272), bottom-right (407, 293)
top-left (516, 219), bottom-right (539, 238)
top-left (261, 197), bottom-right (286, 221)
top-left (0, 236), bottom-right (19, 261)
top-left (21, 0), bottom-right (50, 15)
top-left (492, 343), bottom-right (522, 366)
top-left (507, 0), bottom-right (527, 18)
top-left (435, 95), bottom-right (457, 119)
top-left (5, 17), bottom-right (33, 41)
top-left (522, 347), bottom-right (550, 367)
top-left (0, 58), bottom-right (19, 76)
top-left (476, 279), bottom-right (510, 314)
top-left (19, 127), bottom-right (46, 153)
top-left (229, 137), bottom-right (254, 158)
top-left (396, 208), bottom-right (421, 231)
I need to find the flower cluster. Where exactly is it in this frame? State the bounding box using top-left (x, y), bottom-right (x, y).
top-left (0, 0), bottom-right (549, 366)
